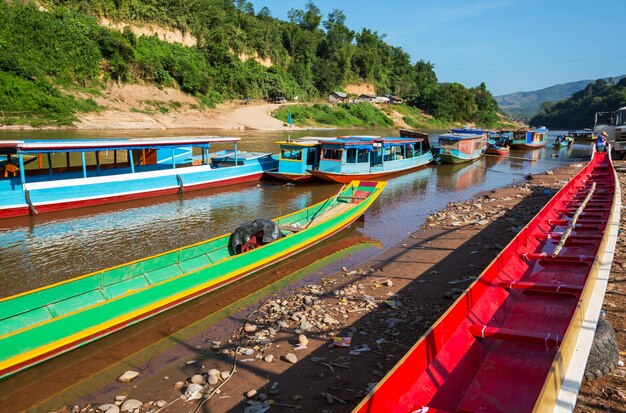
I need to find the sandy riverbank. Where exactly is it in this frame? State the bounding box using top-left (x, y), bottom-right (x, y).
top-left (31, 161), bottom-right (625, 413)
top-left (1, 84), bottom-right (303, 132)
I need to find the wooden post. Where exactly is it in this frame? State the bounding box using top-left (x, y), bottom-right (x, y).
top-left (114, 151), bottom-right (118, 168)
top-left (66, 152), bottom-right (70, 169)
top-left (95, 151), bottom-right (101, 175)
top-left (128, 150), bottom-right (135, 173)
top-left (171, 148), bottom-right (176, 169)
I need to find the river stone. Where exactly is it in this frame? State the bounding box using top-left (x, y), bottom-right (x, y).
top-left (264, 354), bottom-right (274, 363)
top-left (114, 395), bottom-right (128, 402)
top-left (185, 383), bottom-right (204, 401)
top-left (246, 389), bottom-right (257, 398)
top-left (207, 373), bottom-right (219, 385)
top-left (207, 368), bottom-right (220, 376)
top-left (174, 381), bottom-right (185, 389)
top-left (191, 374), bottom-right (205, 385)
top-left (120, 399), bottom-right (143, 412)
top-left (156, 400), bottom-right (167, 408)
top-left (298, 334), bottom-right (309, 346)
top-left (244, 324), bottom-right (257, 333)
top-left (283, 353), bottom-right (297, 364)
top-left (117, 370), bottom-right (139, 383)
top-left (98, 405), bottom-right (120, 413)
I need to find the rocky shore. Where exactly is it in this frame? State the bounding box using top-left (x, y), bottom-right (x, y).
top-left (45, 162), bottom-right (625, 413)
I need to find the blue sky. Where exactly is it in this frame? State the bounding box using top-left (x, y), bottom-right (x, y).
top-left (251, 0), bottom-right (626, 96)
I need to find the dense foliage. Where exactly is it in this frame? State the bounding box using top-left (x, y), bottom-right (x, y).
top-left (530, 78), bottom-right (626, 129)
top-left (0, 1), bottom-right (501, 126)
top-left (274, 102), bottom-right (393, 128)
top-left (496, 75), bottom-right (626, 120)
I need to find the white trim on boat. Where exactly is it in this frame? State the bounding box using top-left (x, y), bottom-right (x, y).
top-left (552, 165), bottom-right (621, 413)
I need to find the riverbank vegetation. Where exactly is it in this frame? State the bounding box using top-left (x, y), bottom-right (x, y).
top-left (530, 78), bottom-right (626, 129)
top-left (1, 1), bottom-right (504, 128)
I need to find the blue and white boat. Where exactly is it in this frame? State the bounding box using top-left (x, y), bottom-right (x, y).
top-left (437, 132), bottom-right (487, 164)
top-left (308, 136), bottom-right (433, 183)
top-left (266, 139), bottom-right (322, 182)
top-left (0, 137), bottom-right (277, 219)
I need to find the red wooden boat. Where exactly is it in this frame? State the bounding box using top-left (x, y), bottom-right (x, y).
top-left (355, 148), bottom-right (621, 413)
top-left (486, 143), bottom-right (510, 156)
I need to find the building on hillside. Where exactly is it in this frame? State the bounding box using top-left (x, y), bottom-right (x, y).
top-left (328, 91), bottom-right (348, 103)
top-left (358, 93), bottom-right (377, 102)
top-left (385, 95), bottom-right (403, 104)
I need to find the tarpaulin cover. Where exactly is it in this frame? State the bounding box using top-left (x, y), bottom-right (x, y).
top-left (228, 218), bottom-right (283, 255)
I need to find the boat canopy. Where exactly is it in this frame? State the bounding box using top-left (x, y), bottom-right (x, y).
top-left (437, 133), bottom-right (483, 141)
top-left (274, 140), bottom-right (319, 147)
top-left (0, 137), bottom-right (239, 155)
top-left (321, 137), bottom-right (422, 151)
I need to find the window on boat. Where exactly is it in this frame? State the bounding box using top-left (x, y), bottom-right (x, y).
top-left (346, 148), bottom-right (370, 163)
top-left (439, 139), bottom-right (458, 149)
top-left (280, 149), bottom-right (303, 161)
top-left (322, 148), bottom-right (342, 161)
top-left (406, 144), bottom-right (416, 158)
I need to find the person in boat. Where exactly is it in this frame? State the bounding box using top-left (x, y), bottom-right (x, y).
top-left (555, 135), bottom-right (562, 144)
top-left (596, 131), bottom-right (608, 152)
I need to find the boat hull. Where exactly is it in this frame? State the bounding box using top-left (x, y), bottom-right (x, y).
top-left (0, 181), bottom-right (386, 379)
top-left (308, 162), bottom-right (429, 184)
top-left (511, 141), bottom-right (547, 149)
top-left (485, 145), bottom-right (510, 156)
top-left (438, 153), bottom-right (483, 164)
top-left (265, 171), bottom-right (315, 183)
top-left (354, 150), bottom-right (620, 412)
top-left (0, 159), bottom-right (277, 219)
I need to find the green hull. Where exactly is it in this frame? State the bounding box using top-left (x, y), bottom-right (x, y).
top-left (438, 153), bottom-right (482, 164)
top-left (0, 181), bottom-right (386, 379)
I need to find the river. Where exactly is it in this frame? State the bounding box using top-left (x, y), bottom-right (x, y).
top-left (0, 128), bottom-right (596, 411)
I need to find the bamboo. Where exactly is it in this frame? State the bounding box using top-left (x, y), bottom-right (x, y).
top-left (552, 182), bottom-right (596, 257)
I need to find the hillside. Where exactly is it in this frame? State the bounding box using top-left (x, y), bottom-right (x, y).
top-left (529, 78), bottom-right (626, 129)
top-left (496, 75), bottom-right (626, 120)
top-left (0, 1), bottom-right (502, 129)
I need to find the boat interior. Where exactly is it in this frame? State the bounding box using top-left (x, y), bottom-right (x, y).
top-left (357, 152), bottom-right (615, 412)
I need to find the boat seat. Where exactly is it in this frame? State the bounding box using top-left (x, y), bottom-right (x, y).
top-left (468, 325), bottom-right (563, 348)
top-left (47, 290), bottom-right (106, 317)
top-left (337, 190), bottom-right (370, 204)
top-left (0, 307), bottom-right (52, 336)
top-left (145, 264), bottom-right (184, 284)
top-left (179, 255), bottom-right (211, 273)
top-left (497, 280), bottom-right (583, 296)
top-left (102, 276), bottom-right (150, 300)
top-left (278, 224), bottom-right (305, 232)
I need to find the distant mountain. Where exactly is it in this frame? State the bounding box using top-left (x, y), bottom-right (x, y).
top-left (496, 75), bottom-right (626, 120)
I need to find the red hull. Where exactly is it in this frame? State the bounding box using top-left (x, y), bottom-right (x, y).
top-left (355, 151), bottom-right (619, 412)
top-left (486, 146), bottom-right (510, 156)
top-left (0, 172), bottom-right (265, 219)
top-left (511, 142), bottom-right (547, 150)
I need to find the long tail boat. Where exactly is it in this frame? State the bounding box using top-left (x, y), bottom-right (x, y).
top-left (0, 180), bottom-right (385, 379)
top-left (510, 127), bottom-right (549, 149)
top-left (355, 148), bottom-right (620, 413)
top-left (0, 137), bottom-right (277, 219)
top-left (308, 137), bottom-right (433, 184)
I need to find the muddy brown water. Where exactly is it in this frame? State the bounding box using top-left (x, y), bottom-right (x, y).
top-left (0, 129), bottom-right (592, 411)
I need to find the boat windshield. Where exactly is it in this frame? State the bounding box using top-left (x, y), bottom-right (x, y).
top-left (280, 149), bottom-right (302, 160)
top-left (595, 111), bottom-right (615, 126)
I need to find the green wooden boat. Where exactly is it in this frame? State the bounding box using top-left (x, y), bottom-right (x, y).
top-left (0, 180), bottom-right (386, 379)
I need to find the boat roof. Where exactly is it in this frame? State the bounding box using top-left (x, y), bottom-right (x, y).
top-left (450, 128), bottom-right (489, 134)
top-left (0, 136), bottom-right (240, 154)
top-left (321, 137), bottom-right (422, 147)
top-left (438, 133), bottom-right (484, 141)
top-left (274, 140), bottom-right (320, 147)
top-left (568, 129), bottom-right (594, 134)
